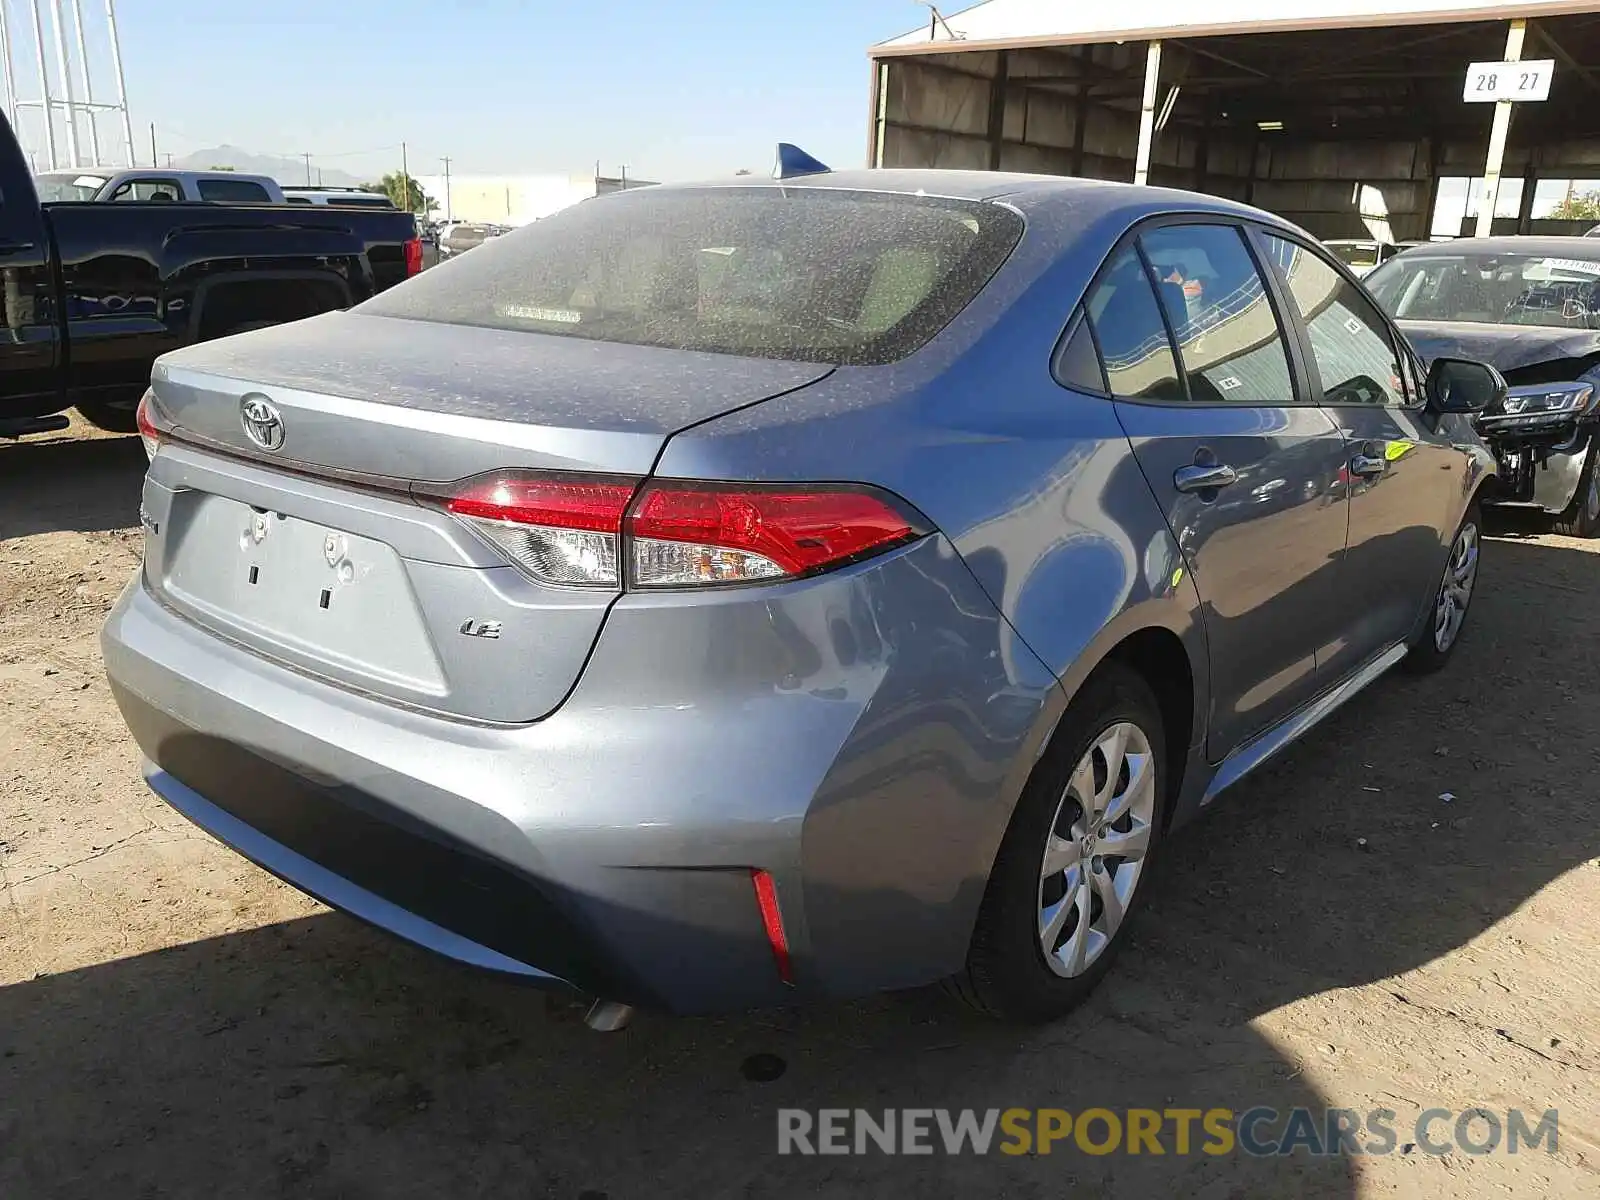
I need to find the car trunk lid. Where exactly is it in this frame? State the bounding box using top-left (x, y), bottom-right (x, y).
top-left (142, 312), bottom-right (833, 722)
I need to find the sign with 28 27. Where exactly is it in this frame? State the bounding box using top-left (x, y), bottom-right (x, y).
top-left (1463, 59), bottom-right (1555, 103)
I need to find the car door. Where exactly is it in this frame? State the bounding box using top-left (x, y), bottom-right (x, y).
top-left (1255, 230), bottom-right (1463, 682)
top-left (0, 169), bottom-right (60, 409)
top-left (1087, 220), bottom-right (1352, 759)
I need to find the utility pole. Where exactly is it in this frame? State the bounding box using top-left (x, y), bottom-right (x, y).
top-left (69, 0), bottom-right (101, 164)
top-left (620, 163), bottom-right (628, 190)
top-left (148, 121), bottom-right (156, 168)
top-left (401, 140), bottom-right (410, 212)
top-left (440, 156), bottom-right (452, 221)
top-left (302, 151), bottom-right (312, 185)
top-left (163, 152), bottom-right (172, 167)
top-left (49, 0), bottom-right (81, 167)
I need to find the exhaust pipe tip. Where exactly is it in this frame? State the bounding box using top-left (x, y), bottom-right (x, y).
top-left (583, 999), bottom-right (635, 1032)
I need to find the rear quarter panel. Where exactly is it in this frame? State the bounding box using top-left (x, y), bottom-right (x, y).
top-left (650, 201), bottom-right (1213, 946)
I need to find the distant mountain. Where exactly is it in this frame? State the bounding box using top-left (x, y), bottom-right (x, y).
top-left (171, 146), bottom-right (365, 188)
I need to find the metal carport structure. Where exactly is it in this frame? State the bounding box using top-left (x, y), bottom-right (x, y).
top-left (867, 1), bottom-right (1600, 239)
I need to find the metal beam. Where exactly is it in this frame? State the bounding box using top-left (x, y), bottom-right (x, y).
top-left (987, 50), bottom-right (1009, 170)
top-left (1477, 19), bottom-right (1527, 237)
top-left (1134, 40), bottom-right (1161, 185)
top-left (1532, 22), bottom-right (1600, 99)
top-left (27, 0), bottom-right (56, 168)
top-left (1174, 39), bottom-right (1270, 80)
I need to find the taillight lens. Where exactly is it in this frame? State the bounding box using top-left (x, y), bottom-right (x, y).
top-left (628, 483), bottom-right (920, 587)
top-left (445, 475), bottom-right (635, 586)
top-left (135, 390), bottom-right (161, 461)
top-left (403, 237), bottom-right (424, 276)
top-left (438, 473), bottom-right (923, 589)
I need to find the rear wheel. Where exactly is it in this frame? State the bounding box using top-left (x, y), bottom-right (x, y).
top-left (1403, 501), bottom-right (1481, 675)
top-left (950, 664), bottom-right (1166, 1022)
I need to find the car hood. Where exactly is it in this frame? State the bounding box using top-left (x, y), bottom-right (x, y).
top-left (1398, 320), bottom-right (1600, 374)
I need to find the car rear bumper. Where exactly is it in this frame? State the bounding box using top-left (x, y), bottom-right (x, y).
top-left (102, 535), bottom-right (1058, 1013)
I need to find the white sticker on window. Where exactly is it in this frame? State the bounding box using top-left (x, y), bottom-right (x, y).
top-left (1344, 316), bottom-right (1364, 335)
top-left (499, 305), bottom-right (582, 324)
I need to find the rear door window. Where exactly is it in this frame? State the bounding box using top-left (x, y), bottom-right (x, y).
top-left (359, 187), bottom-right (1024, 365)
top-left (1138, 223), bottom-right (1298, 405)
top-left (1082, 247), bottom-right (1186, 402)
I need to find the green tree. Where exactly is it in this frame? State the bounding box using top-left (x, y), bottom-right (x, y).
top-left (1550, 191), bottom-right (1600, 221)
top-left (365, 172), bottom-right (436, 215)
top-left (207, 165), bottom-right (237, 172)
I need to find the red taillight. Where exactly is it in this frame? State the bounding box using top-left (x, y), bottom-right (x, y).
top-left (403, 237), bottom-right (423, 276)
top-left (135, 390), bottom-right (161, 461)
top-left (437, 473), bottom-right (922, 589)
top-left (444, 475), bottom-right (635, 587)
top-left (627, 483), bottom-right (918, 587)
top-left (751, 869), bottom-right (793, 985)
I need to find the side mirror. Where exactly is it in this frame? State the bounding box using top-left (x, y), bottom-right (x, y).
top-left (1426, 357), bottom-right (1507, 415)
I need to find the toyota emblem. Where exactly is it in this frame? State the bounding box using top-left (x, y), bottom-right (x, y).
top-left (240, 395), bottom-right (285, 451)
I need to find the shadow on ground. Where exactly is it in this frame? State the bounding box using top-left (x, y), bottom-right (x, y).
top-left (2, 536), bottom-right (1595, 1198)
top-left (0, 434), bottom-right (145, 540)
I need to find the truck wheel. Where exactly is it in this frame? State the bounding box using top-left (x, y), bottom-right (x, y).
top-left (948, 663), bottom-right (1166, 1023)
top-left (74, 399), bottom-right (139, 434)
top-left (1552, 436), bottom-right (1600, 538)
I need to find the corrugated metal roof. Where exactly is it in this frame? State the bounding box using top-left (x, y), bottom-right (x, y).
top-left (873, 0), bottom-right (1596, 55)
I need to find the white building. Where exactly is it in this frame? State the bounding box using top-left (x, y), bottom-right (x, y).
top-left (415, 172), bottom-right (655, 227)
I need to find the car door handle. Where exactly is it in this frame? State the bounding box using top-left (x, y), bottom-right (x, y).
top-left (0, 239), bottom-right (35, 254)
top-left (1350, 453), bottom-right (1387, 479)
top-left (1173, 462), bottom-right (1238, 493)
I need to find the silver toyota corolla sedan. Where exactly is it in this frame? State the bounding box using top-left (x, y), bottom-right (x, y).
top-left (105, 162), bottom-right (1502, 1026)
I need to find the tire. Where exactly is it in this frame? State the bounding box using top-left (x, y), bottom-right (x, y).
top-left (949, 663), bottom-right (1167, 1023)
top-left (73, 399), bottom-right (139, 434)
top-left (1403, 500), bottom-right (1482, 675)
top-left (1552, 434), bottom-right (1600, 538)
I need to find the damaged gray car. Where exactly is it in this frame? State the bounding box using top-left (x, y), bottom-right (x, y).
top-left (1367, 236), bottom-right (1600, 535)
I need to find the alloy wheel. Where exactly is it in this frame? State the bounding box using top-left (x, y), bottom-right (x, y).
top-left (1037, 721), bottom-right (1156, 978)
top-left (1433, 520), bottom-right (1479, 653)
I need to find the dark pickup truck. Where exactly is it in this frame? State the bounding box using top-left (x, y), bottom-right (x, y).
top-left (0, 115), bottom-right (421, 438)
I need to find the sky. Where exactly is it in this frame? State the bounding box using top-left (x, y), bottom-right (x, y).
top-left (5, 0), bottom-right (930, 183)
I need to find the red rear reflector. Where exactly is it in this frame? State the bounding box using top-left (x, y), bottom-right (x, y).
top-left (446, 477), bottom-right (634, 532)
top-left (404, 237), bottom-right (423, 276)
top-left (751, 869), bottom-right (793, 985)
top-left (628, 484), bottom-right (917, 582)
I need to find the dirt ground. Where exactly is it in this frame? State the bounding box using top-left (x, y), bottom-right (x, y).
top-left (2, 419), bottom-right (1598, 1199)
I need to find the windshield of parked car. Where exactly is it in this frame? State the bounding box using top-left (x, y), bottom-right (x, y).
top-left (359, 186), bottom-right (1025, 365)
top-left (33, 171), bottom-right (107, 201)
top-left (1366, 250), bottom-right (1600, 328)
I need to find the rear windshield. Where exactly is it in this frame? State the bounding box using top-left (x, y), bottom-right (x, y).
top-left (358, 186), bottom-right (1024, 365)
top-left (197, 177), bottom-right (272, 203)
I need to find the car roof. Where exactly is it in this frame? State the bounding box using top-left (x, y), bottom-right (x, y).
top-left (649, 168), bottom-right (1283, 227)
top-left (1397, 235), bottom-right (1600, 256)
